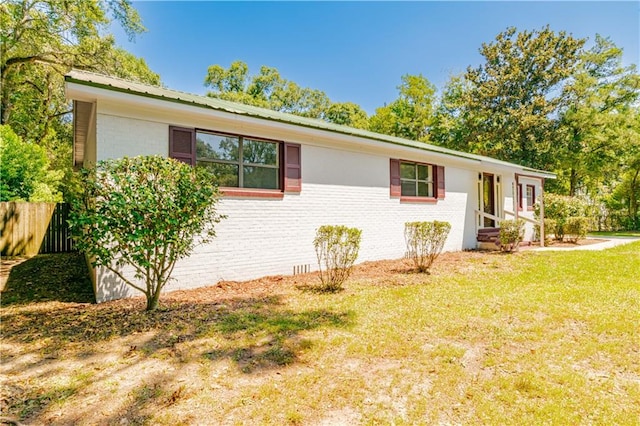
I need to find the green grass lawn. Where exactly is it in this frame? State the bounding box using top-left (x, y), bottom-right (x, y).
top-left (589, 230), bottom-right (640, 238)
top-left (1, 243), bottom-right (639, 425)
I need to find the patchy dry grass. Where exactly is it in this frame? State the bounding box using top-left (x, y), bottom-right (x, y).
top-left (1, 243), bottom-right (639, 425)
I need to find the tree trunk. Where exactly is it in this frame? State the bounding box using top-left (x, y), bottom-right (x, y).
top-left (569, 168), bottom-right (578, 196)
top-left (146, 287), bottom-right (162, 311)
top-left (630, 168), bottom-right (639, 230)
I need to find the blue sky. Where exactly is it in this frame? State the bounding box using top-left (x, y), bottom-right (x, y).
top-left (113, 1), bottom-right (640, 114)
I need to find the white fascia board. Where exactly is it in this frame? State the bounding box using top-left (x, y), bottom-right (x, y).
top-left (66, 81), bottom-right (553, 177)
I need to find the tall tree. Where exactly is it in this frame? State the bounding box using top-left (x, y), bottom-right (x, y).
top-left (434, 27), bottom-right (585, 170)
top-left (603, 108), bottom-right (640, 229)
top-left (324, 102), bottom-right (369, 129)
top-left (369, 74), bottom-right (436, 142)
top-left (204, 61), bottom-right (331, 119)
top-left (1, 0), bottom-right (160, 199)
top-left (556, 35), bottom-right (640, 195)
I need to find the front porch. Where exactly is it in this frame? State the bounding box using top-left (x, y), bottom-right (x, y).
top-left (474, 172), bottom-right (547, 250)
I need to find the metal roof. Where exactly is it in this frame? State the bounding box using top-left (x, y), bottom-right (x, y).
top-left (65, 69), bottom-right (555, 177)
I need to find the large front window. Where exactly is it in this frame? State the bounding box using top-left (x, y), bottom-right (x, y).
top-left (195, 131), bottom-right (280, 189)
top-left (400, 161), bottom-right (434, 197)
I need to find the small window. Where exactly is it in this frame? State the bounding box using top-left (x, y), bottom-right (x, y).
top-left (526, 185), bottom-right (535, 210)
top-left (196, 131), bottom-right (280, 190)
top-left (400, 161), bottom-right (434, 197)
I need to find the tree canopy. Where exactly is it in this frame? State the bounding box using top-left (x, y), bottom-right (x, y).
top-left (430, 26), bottom-right (640, 228)
top-left (204, 61), bottom-right (331, 119)
top-left (369, 74), bottom-right (436, 142)
top-left (0, 124), bottom-right (62, 202)
top-left (1, 0), bottom-right (160, 199)
top-left (432, 26), bottom-right (585, 170)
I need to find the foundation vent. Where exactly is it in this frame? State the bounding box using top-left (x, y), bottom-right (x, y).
top-left (293, 264), bottom-right (311, 275)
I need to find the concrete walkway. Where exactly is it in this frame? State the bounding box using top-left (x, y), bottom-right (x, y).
top-left (532, 236), bottom-right (640, 252)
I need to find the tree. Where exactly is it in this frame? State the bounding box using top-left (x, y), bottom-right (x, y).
top-left (204, 61), bottom-right (331, 119)
top-left (369, 74), bottom-right (436, 141)
top-left (324, 102), bottom-right (369, 129)
top-left (0, 125), bottom-right (62, 202)
top-left (431, 75), bottom-right (472, 148)
top-left (604, 109), bottom-right (640, 229)
top-left (70, 156), bottom-right (224, 311)
top-left (434, 27), bottom-right (584, 170)
top-left (555, 35), bottom-right (640, 196)
top-left (1, 0), bottom-right (160, 199)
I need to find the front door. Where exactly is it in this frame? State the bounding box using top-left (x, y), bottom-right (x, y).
top-left (483, 173), bottom-right (496, 227)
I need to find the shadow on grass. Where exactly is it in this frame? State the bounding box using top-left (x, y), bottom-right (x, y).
top-left (0, 253), bottom-right (353, 421)
top-left (1, 252), bottom-right (94, 305)
top-left (2, 293), bottom-right (352, 369)
top-left (2, 292), bottom-right (353, 421)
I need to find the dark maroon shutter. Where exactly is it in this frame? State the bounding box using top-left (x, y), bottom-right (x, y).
top-left (436, 165), bottom-right (445, 199)
top-left (390, 159), bottom-right (401, 197)
top-left (284, 143), bottom-right (301, 192)
top-left (169, 126), bottom-right (196, 165)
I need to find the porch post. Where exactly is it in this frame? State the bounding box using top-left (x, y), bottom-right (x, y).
top-left (514, 174), bottom-right (519, 221)
top-left (539, 178), bottom-right (545, 247)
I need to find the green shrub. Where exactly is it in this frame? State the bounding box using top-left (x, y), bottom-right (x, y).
top-left (498, 219), bottom-right (525, 252)
top-left (404, 221), bottom-right (451, 273)
top-left (70, 156), bottom-right (223, 311)
top-left (0, 125), bottom-right (62, 202)
top-left (535, 193), bottom-right (592, 241)
top-left (564, 217), bottom-right (590, 243)
top-left (313, 225), bottom-right (362, 292)
top-left (534, 219), bottom-right (557, 246)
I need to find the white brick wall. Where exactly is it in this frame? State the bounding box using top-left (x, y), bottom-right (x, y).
top-left (97, 113), bottom-right (168, 160)
top-left (89, 113), bottom-right (516, 302)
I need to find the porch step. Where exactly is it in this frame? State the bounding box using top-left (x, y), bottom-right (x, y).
top-left (476, 227), bottom-right (500, 242)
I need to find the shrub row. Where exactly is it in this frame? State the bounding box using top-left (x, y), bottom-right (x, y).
top-left (314, 221), bottom-right (451, 291)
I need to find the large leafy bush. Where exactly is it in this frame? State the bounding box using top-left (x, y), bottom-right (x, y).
top-left (535, 193), bottom-right (592, 241)
top-left (70, 156), bottom-right (223, 310)
top-left (0, 125), bottom-right (62, 202)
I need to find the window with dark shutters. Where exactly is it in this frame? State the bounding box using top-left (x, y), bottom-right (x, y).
top-left (390, 158), bottom-right (445, 202)
top-left (169, 126), bottom-right (195, 165)
top-left (168, 126), bottom-right (301, 197)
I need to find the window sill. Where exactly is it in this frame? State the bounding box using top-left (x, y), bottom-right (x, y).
top-left (400, 196), bottom-right (438, 203)
top-left (527, 207), bottom-right (535, 211)
top-left (221, 188), bottom-right (285, 199)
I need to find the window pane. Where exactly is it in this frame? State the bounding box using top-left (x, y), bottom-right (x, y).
top-left (401, 181), bottom-right (416, 196)
top-left (196, 132), bottom-right (239, 162)
top-left (400, 163), bottom-right (416, 179)
top-left (526, 186), bottom-right (534, 205)
top-left (417, 164), bottom-right (431, 181)
top-left (243, 139), bottom-right (278, 166)
top-left (418, 182), bottom-right (432, 197)
top-left (243, 166), bottom-right (279, 189)
top-left (197, 161), bottom-right (239, 187)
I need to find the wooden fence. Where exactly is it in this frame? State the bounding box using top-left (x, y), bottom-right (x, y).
top-left (0, 202), bottom-right (75, 256)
